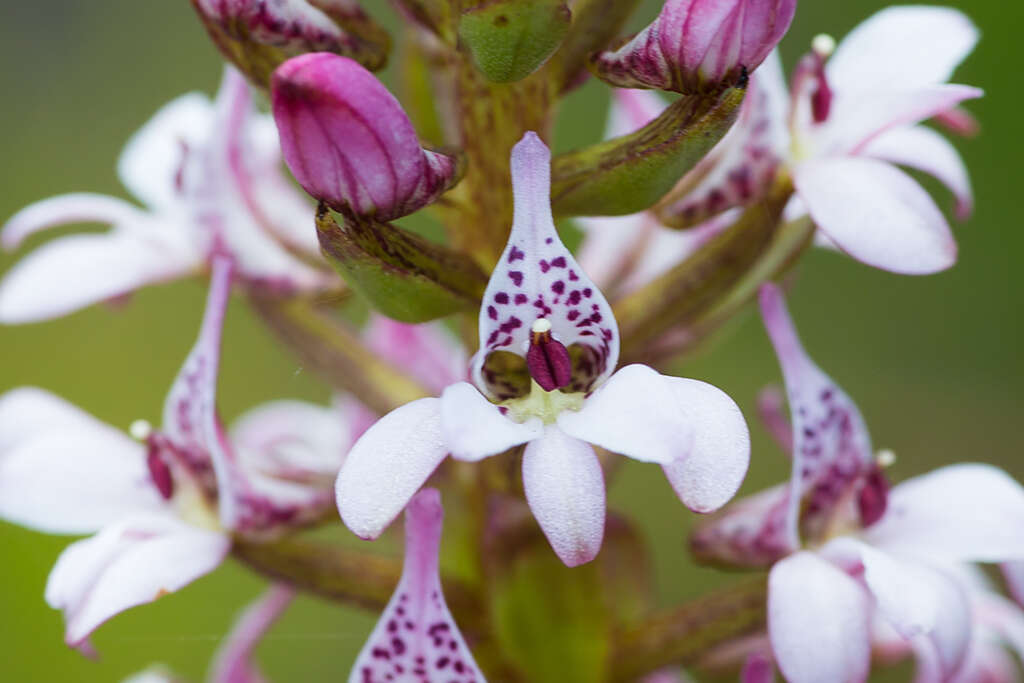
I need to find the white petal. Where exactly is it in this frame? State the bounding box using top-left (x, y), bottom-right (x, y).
top-left (793, 157), bottom-right (956, 275)
top-left (440, 381), bottom-right (541, 461)
top-left (863, 464), bottom-right (1024, 563)
top-left (862, 125), bottom-right (973, 220)
top-left (522, 426), bottom-right (605, 567)
top-left (0, 386), bottom-right (124, 453)
top-left (768, 551), bottom-right (871, 683)
top-left (827, 6), bottom-right (979, 91)
top-left (117, 92), bottom-right (213, 208)
top-left (335, 398), bottom-right (448, 539)
top-left (1, 193), bottom-right (144, 249)
top-left (0, 431), bottom-right (164, 535)
top-left (0, 229), bottom-right (198, 323)
top-left (46, 514), bottom-right (229, 647)
top-left (558, 364), bottom-right (749, 512)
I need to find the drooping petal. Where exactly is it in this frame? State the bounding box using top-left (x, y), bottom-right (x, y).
top-left (0, 229), bottom-right (200, 323)
top-left (826, 6), bottom-right (979, 92)
top-left (209, 583), bottom-right (295, 683)
top-left (863, 464), bottom-right (1024, 564)
top-left (472, 132), bottom-right (619, 397)
top-left (45, 514), bottom-right (230, 648)
top-left (439, 382), bottom-right (541, 462)
top-left (349, 488), bottom-right (485, 683)
top-left (1, 193), bottom-right (145, 249)
top-left (557, 364), bottom-right (749, 513)
top-left (116, 92), bottom-right (214, 209)
top-left (861, 124), bottom-right (973, 220)
top-left (759, 284), bottom-right (875, 544)
top-left (768, 551), bottom-right (871, 683)
top-left (335, 398), bottom-right (448, 540)
top-left (364, 315), bottom-right (468, 394)
top-left (522, 426), bottom-right (605, 567)
top-left (824, 538), bottom-right (971, 679)
top-left (792, 157), bottom-right (957, 274)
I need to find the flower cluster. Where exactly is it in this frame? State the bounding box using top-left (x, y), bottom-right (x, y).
top-left (1, 1), bottom-right (1014, 682)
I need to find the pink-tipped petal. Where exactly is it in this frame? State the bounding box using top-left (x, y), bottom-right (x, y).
top-left (45, 514), bottom-right (229, 649)
top-left (0, 229), bottom-right (199, 324)
top-left (335, 398), bottom-right (448, 540)
top-left (863, 464), bottom-right (1024, 564)
top-left (522, 426), bottom-right (605, 567)
top-left (271, 54), bottom-right (457, 221)
top-left (1, 193), bottom-right (146, 250)
top-left (559, 364), bottom-right (749, 513)
top-left (768, 552), bottom-right (871, 683)
top-left (473, 132), bottom-right (619, 396)
top-left (348, 488), bottom-right (485, 683)
top-left (209, 583), bottom-right (295, 683)
top-left (690, 484), bottom-right (794, 568)
top-left (826, 7), bottom-right (979, 92)
top-left (862, 125), bottom-right (973, 220)
top-left (793, 157), bottom-right (957, 275)
top-left (439, 382), bottom-right (541, 462)
top-left (759, 284), bottom-right (875, 542)
top-left (364, 315), bottom-right (468, 394)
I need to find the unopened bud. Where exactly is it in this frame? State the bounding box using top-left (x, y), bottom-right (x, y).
top-left (272, 54), bottom-right (461, 221)
top-left (526, 318), bottom-right (572, 391)
top-left (591, 0), bottom-right (796, 94)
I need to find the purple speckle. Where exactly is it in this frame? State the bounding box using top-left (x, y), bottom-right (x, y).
top-left (551, 281), bottom-right (565, 294)
top-left (551, 256), bottom-right (566, 268)
top-left (509, 271), bottom-right (524, 287)
top-left (508, 246), bottom-right (525, 262)
top-left (514, 293), bottom-right (528, 305)
top-left (487, 306), bottom-right (497, 320)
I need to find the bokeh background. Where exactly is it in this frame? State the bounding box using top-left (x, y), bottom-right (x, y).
top-left (1, 1), bottom-right (1019, 680)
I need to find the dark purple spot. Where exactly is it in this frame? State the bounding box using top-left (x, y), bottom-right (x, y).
top-left (508, 246), bottom-right (525, 262)
top-left (514, 293), bottom-right (528, 304)
top-left (539, 260), bottom-right (550, 273)
top-left (391, 637), bottom-right (406, 655)
top-left (551, 280), bottom-right (565, 294)
top-left (569, 270), bottom-right (579, 281)
top-left (509, 271), bottom-right (524, 286)
top-left (568, 310), bottom-right (580, 321)
top-left (494, 292), bottom-right (509, 304)
top-left (545, 237), bottom-right (553, 244)
top-left (487, 306), bottom-right (497, 320)
top-left (583, 288), bottom-right (592, 297)
top-left (551, 256), bottom-right (566, 268)
top-left (567, 291), bottom-right (581, 305)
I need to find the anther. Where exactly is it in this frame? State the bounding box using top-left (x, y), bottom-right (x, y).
top-left (129, 418), bottom-right (152, 441)
top-left (526, 318), bottom-right (572, 392)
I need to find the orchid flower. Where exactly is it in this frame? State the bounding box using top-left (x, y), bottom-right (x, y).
top-left (575, 89), bottom-right (734, 297)
top-left (662, 6), bottom-right (982, 275)
top-left (0, 260), bottom-right (352, 650)
top-left (694, 284), bottom-right (1024, 682)
top-left (0, 66), bottom-right (333, 324)
top-left (349, 488), bottom-right (484, 683)
top-left (336, 132), bottom-right (750, 567)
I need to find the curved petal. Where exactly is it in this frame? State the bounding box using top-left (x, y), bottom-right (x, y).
top-left (827, 7), bottom-right (979, 92)
top-left (768, 551), bottom-right (871, 683)
top-left (348, 488), bottom-right (485, 683)
top-left (46, 514), bottom-right (229, 648)
top-left (0, 386), bottom-right (124, 453)
top-left (793, 157), bottom-right (956, 275)
top-left (117, 92), bottom-right (213, 209)
top-left (209, 583), bottom-right (295, 683)
top-left (1, 193), bottom-right (145, 249)
top-left (863, 464), bottom-right (1024, 564)
top-left (862, 125), bottom-right (973, 220)
top-left (472, 133), bottom-right (619, 396)
top-left (522, 426), bottom-right (605, 567)
top-left (557, 364), bottom-right (749, 512)
top-left (0, 229), bottom-right (199, 323)
top-left (335, 398), bottom-right (448, 540)
top-left (440, 382), bottom-right (541, 462)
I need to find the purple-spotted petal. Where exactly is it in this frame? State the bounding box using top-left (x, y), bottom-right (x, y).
top-left (793, 157), bottom-right (957, 275)
top-left (759, 284), bottom-right (875, 543)
top-left (690, 484), bottom-right (794, 568)
top-left (364, 315), bottom-right (468, 394)
top-left (349, 488), bottom-right (485, 683)
top-left (826, 6), bottom-right (979, 92)
top-left (472, 132), bottom-right (619, 397)
top-left (439, 382), bottom-right (541, 462)
top-left (45, 514), bottom-right (230, 649)
top-left (522, 426), bottom-right (605, 567)
top-left (861, 125), bottom-right (973, 220)
top-left (335, 398), bottom-right (448, 540)
top-left (558, 364), bottom-right (749, 513)
top-left (209, 583), bottom-right (295, 683)
top-left (768, 551), bottom-right (871, 683)
top-left (863, 464), bottom-right (1024, 564)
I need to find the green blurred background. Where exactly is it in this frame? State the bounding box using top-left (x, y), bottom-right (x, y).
top-left (0, 1), bottom-right (1019, 680)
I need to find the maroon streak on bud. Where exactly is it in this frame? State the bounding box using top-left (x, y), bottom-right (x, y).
top-left (857, 465), bottom-right (889, 527)
top-left (146, 446), bottom-right (175, 500)
top-left (526, 318), bottom-right (572, 391)
top-left (591, 0), bottom-right (796, 94)
top-left (271, 53), bottom-right (460, 221)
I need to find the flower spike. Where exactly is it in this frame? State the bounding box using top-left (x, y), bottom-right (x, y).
top-left (349, 488), bottom-right (485, 683)
top-left (472, 132), bottom-right (619, 398)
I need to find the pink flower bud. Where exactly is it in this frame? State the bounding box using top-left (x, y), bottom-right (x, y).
top-left (271, 53), bottom-right (459, 221)
top-left (592, 0), bottom-right (797, 94)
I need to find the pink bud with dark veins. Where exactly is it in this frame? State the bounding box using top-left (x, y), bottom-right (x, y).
top-left (591, 0), bottom-right (797, 94)
top-left (526, 318), bottom-right (572, 391)
top-left (271, 53), bottom-right (460, 221)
